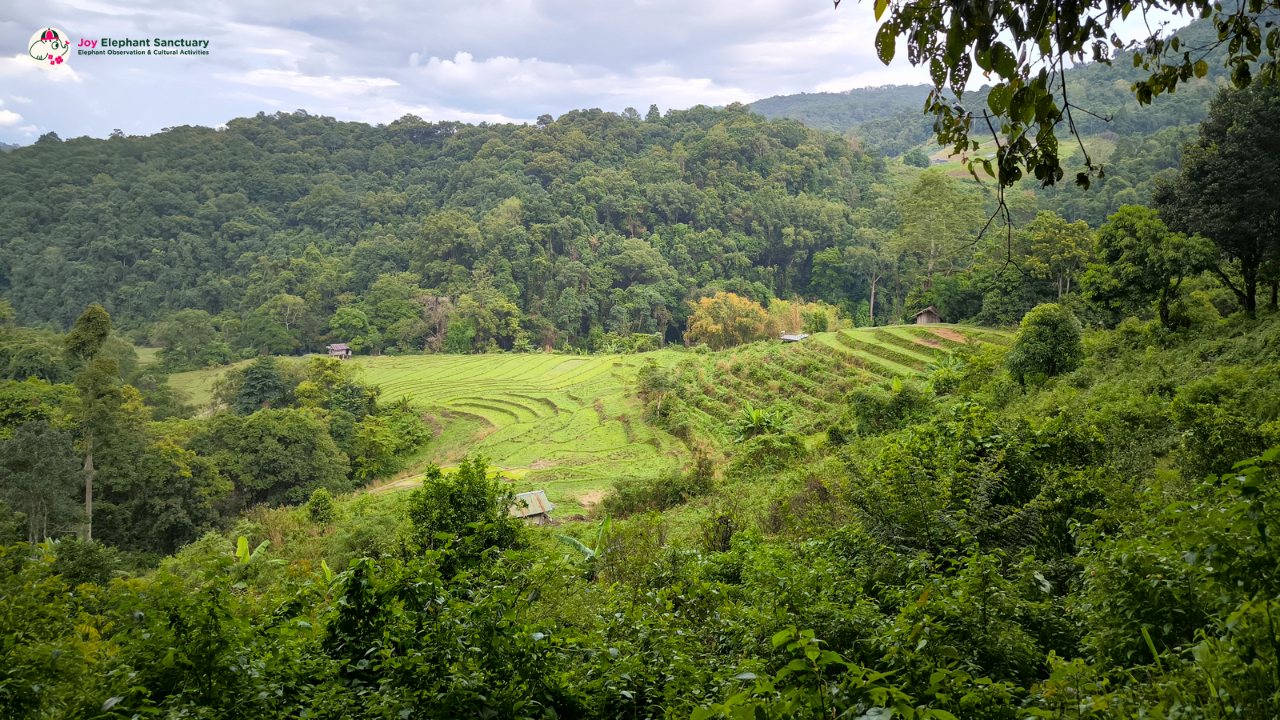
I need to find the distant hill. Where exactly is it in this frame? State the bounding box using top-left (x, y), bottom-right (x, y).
top-left (748, 85), bottom-right (931, 135)
top-left (751, 12), bottom-right (1231, 157)
top-left (0, 143), bottom-right (21, 153)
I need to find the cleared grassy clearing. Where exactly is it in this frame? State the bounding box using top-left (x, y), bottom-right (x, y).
top-left (168, 358), bottom-right (252, 407)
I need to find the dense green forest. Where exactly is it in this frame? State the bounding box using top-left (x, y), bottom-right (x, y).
top-left (0, 8), bottom-right (1262, 370)
top-left (0, 104), bottom-right (898, 356)
top-left (0, 91), bottom-right (1250, 375)
top-left (748, 84), bottom-right (931, 141)
top-left (4, 4), bottom-right (1280, 715)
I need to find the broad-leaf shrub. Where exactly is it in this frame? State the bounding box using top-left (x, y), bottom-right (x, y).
top-left (1005, 303), bottom-right (1084, 384)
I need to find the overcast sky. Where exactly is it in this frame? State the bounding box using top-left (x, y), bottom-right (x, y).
top-left (0, 0), bottom-right (1189, 144)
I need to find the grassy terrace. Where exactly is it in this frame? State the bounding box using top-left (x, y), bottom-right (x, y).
top-left (166, 324), bottom-right (1003, 513)
top-left (355, 352), bottom-right (690, 513)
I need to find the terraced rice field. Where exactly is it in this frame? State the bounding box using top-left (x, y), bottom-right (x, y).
top-left (357, 352), bottom-right (689, 512)
top-left (168, 325), bottom-right (1007, 513)
top-left (815, 324), bottom-right (1012, 378)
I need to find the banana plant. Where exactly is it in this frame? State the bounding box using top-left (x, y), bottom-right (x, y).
top-left (734, 402), bottom-right (786, 442)
top-left (555, 515), bottom-right (611, 580)
top-left (925, 352), bottom-right (964, 374)
top-left (232, 536), bottom-right (284, 580)
top-left (235, 536), bottom-right (271, 563)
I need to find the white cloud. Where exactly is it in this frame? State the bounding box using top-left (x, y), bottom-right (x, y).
top-left (214, 70), bottom-right (398, 99)
top-left (415, 52), bottom-right (749, 109)
top-left (815, 67), bottom-right (932, 93)
top-left (0, 55), bottom-right (84, 83)
top-left (0, 110), bottom-right (23, 126)
top-left (0, 0), bottom-right (1209, 144)
top-left (55, 0), bottom-right (143, 16)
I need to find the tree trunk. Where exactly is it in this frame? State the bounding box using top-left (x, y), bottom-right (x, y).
top-left (869, 276), bottom-right (878, 327)
top-left (925, 238), bottom-right (936, 290)
top-left (83, 437), bottom-right (94, 541)
top-left (1210, 265), bottom-right (1253, 314)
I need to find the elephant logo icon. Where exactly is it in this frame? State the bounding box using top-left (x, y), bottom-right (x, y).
top-left (29, 28), bottom-right (71, 67)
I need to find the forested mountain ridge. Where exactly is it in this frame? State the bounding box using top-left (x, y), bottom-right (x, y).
top-left (0, 104), bottom-right (885, 349)
top-left (747, 84), bottom-right (932, 136)
top-left (751, 11), bottom-right (1230, 159)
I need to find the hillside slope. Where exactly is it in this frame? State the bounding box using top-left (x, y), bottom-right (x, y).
top-left (750, 12), bottom-right (1230, 157)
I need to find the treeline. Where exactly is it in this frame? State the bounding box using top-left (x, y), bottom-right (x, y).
top-left (0, 305), bottom-right (429, 560)
top-left (0, 103), bottom-right (888, 364)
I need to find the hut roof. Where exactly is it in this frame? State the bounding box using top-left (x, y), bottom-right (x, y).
top-left (509, 490), bottom-right (556, 519)
top-left (327, 343), bottom-right (350, 351)
top-left (779, 333), bottom-right (809, 342)
top-left (912, 306), bottom-right (940, 318)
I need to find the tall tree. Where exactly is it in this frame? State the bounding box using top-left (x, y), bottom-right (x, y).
top-left (234, 356), bottom-right (286, 415)
top-left (64, 305), bottom-right (111, 364)
top-left (894, 170), bottom-right (984, 289)
top-left (845, 231), bottom-right (896, 326)
top-left (1023, 212), bottom-right (1092, 298)
top-left (1083, 205), bottom-right (1217, 328)
top-left (1155, 83), bottom-right (1280, 313)
top-left (153, 309), bottom-right (216, 369)
top-left (64, 305), bottom-right (116, 541)
top-left (0, 422), bottom-right (82, 543)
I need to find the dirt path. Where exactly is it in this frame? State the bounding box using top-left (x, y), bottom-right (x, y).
top-left (927, 327), bottom-right (970, 343)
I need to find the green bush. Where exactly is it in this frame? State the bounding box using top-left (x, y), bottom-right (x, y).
top-left (601, 454), bottom-right (714, 517)
top-left (50, 539), bottom-right (122, 587)
top-left (827, 378), bottom-right (933, 442)
top-left (1005, 303), bottom-right (1084, 384)
top-left (725, 432), bottom-right (806, 479)
top-left (401, 456), bottom-right (524, 566)
top-left (306, 487), bottom-right (335, 525)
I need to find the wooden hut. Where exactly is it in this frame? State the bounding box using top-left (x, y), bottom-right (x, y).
top-left (509, 490), bottom-right (557, 526)
top-left (912, 306), bottom-right (942, 325)
top-left (326, 343), bottom-right (352, 360)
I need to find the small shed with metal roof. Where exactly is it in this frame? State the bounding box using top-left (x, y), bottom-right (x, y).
top-left (509, 489), bottom-right (557, 525)
top-left (912, 306), bottom-right (942, 325)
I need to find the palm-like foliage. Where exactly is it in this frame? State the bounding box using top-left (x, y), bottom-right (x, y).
top-left (734, 402), bottom-right (787, 443)
top-left (925, 352), bottom-right (964, 374)
top-left (556, 515), bottom-right (612, 580)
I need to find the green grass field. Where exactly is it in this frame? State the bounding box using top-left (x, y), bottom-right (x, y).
top-left (169, 359), bottom-right (252, 408)
top-left (815, 324), bottom-right (1012, 377)
top-left (359, 352), bottom-right (690, 513)
top-left (166, 324), bottom-right (1002, 514)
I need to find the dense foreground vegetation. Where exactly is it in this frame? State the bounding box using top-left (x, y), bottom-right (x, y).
top-left (4, 304), bottom-right (1280, 718)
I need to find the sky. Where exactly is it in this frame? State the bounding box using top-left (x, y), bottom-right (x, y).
top-left (0, 0), bottom-right (1190, 144)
